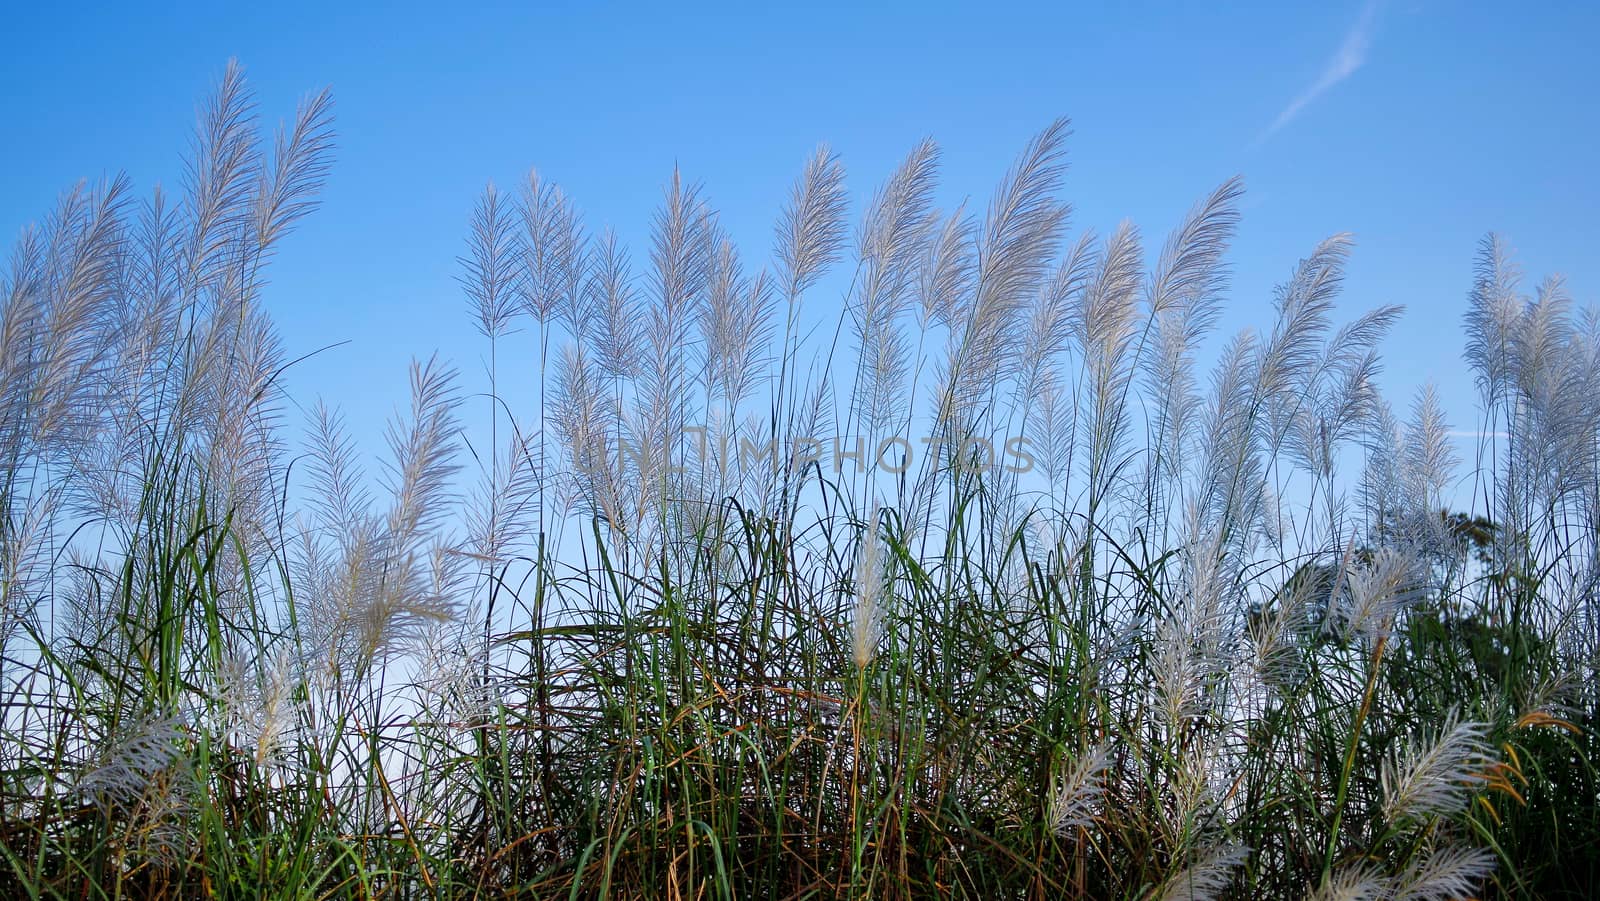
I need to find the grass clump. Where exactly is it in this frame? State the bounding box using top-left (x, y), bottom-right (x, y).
top-left (1, 62), bottom-right (1596, 899)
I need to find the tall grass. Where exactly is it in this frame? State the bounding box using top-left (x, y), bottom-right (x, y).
top-left (1, 63), bottom-right (1596, 899)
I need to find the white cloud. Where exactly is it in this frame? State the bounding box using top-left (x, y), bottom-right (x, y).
top-left (1262, 1), bottom-right (1380, 140)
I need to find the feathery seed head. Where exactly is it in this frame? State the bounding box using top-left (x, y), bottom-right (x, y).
top-left (1391, 844), bottom-right (1496, 901)
top-left (1159, 844), bottom-right (1249, 901)
top-left (1335, 545), bottom-right (1423, 642)
top-left (76, 712), bottom-right (186, 810)
top-left (1310, 864), bottom-right (1389, 901)
top-left (852, 508), bottom-right (885, 671)
top-left (1049, 742), bottom-right (1111, 835)
top-left (776, 144), bottom-right (848, 300)
top-left (1382, 713), bottom-right (1495, 825)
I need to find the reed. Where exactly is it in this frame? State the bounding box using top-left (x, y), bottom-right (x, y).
top-left (1, 62), bottom-right (1595, 899)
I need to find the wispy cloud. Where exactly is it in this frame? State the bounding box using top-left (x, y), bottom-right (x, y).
top-left (1261, 1), bottom-right (1380, 140)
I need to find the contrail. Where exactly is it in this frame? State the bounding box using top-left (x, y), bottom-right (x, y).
top-left (1261, 0), bottom-right (1380, 141)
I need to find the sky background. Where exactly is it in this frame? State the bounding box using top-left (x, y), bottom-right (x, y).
top-left (2, 0), bottom-right (1597, 488)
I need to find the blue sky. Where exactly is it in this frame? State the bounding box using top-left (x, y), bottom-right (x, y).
top-left (2, 0), bottom-right (1596, 471)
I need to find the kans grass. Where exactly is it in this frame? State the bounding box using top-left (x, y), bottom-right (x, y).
top-left (1, 64), bottom-right (1597, 899)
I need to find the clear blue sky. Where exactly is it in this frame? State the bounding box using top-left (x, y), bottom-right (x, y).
top-left (2, 0), bottom-right (1596, 464)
